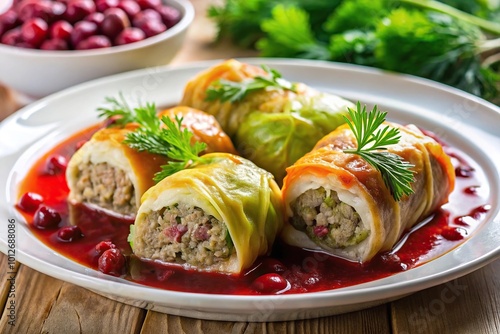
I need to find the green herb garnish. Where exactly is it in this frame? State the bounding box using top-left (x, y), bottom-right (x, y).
top-left (205, 65), bottom-right (297, 103)
top-left (343, 103), bottom-right (415, 201)
top-left (146, 116), bottom-right (208, 182)
top-left (98, 96), bottom-right (208, 182)
top-left (208, 0), bottom-right (500, 104)
top-left (97, 93), bottom-right (144, 127)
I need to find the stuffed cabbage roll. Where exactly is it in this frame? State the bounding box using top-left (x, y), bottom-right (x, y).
top-left (66, 107), bottom-right (236, 217)
top-left (181, 59), bottom-right (354, 182)
top-left (180, 59), bottom-right (313, 137)
top-left (235, 93), bottom-right (354, 182)
top-left (281, 123), bottom-right (455, 262)
top-left (130, 153), bottom-right (283, 274)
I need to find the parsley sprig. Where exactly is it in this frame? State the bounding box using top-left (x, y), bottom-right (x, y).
top-left (97, 94), bottom-right (163, 130)
top-left (205, 65), bottom-right (297, 103)
top-left (343, 103), bottom-right (415, 201)
top-left (145, 116), bottom-right (208, 182)
top-left (98, 95), bottom-right (207, 182)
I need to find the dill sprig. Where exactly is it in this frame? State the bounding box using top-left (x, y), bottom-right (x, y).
top-left (205, 65), bottom-right (297, 103)
top-left (97, 95), bottom-right (207, 181)
top-left (343, 102), bottom-right (415, 201)
top-left (97, 93), bottom-right (160, 129)
top-left (147, 116), bottom-right (208, 182)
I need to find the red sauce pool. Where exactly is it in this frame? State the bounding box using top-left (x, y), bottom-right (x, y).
top-left (15, 124), bottom-right (491, 295)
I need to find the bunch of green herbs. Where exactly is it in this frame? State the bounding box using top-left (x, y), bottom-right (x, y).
top-left (208, 0), bottom-right (500, 104)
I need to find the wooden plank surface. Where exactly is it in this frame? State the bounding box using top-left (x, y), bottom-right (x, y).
top-left (0, 86), bottom-right (20, 120)
top-left (140, 304), bottom-right (391, 334)
top-left (0, 263), bottom-right (65, 333)
top-left (0, 0), bottom-right (499, 333)
top-left (0, 261), bottom-right (146, 334)
top-left (391, 259), bottom-right (500, 334)
top-left (0, 253), bottom-right (19, 328)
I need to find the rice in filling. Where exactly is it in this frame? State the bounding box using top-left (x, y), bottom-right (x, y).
top-left (137, 203), bottom-right (232, 267)
top-left (290, 187), bottom-right (369, 248)
top-left (73, 162), bottom-right (136, 215)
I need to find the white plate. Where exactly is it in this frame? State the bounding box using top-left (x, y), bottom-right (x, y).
top-left (1, 59), bottom-right (499, 322)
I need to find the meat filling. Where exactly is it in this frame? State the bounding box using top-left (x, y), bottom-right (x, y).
top-left (290, 187), bottom-right (369, 248)
top-left (73, 162), bottom-right (136, 216)
top-left (137, 203), bottom-right (233, 267)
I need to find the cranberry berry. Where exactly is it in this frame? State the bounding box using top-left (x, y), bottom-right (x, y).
top-left (45, 154), bottom-right (68, 175)
top-left (98, 248), bottom-right (126, 276)
top-left (50, 1), bottom-right (67, 20)
top-left (117, 0), bottom-right (140, 20)
top-left (0, 10), bottom-right (19, 36)
top-left (115, 27), bottom-right (144, 45)
top-left (17, 1), bottom-right (54, 23)
top-left (132, 8), bottom-right (161, 28)
top-left (140, 20), bottom-right (166, 38)
top-left (50, 20), bottom-right (73, 40)
top-left (41, 38), bottom-right (68, 50)
top-left (33, 205), bottom-right (61, 229)
top-left (251, 273), bottom-right (288, 294)
top-left (64, 0), bottom-right (96, 23)
top-left (76, 35), bottom-right (111, 49)
top-left (136, 0), bottom-right (162, 10)
top-left (84, 12), bottom-right (105, 26)
top-left (101, 8), bottom-right (130, 40)
top-left (156, 5), bottom-right (180, 28)
top-left (95, 240), bottom-right (116, 256)
top-left (57, 225), bottom-right (83, 242)
top-left (18, 192), bottom-right (44, 213)
top-left (95, 0), bottom-right (119, 13)
top-left (70, 20), bottom-right (98, 47)
top-left (21, 18), bottom-right (48, 47)
top-left (1, 27), bottom-right (22, 46)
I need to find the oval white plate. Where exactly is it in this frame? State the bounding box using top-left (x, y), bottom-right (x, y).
top-left (1, 59), bottom-right (499, 322)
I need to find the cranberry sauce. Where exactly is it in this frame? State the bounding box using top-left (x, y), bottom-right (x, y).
top-left (15, 124), bottom-right (491, 295)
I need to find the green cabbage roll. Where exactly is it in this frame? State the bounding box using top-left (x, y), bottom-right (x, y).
top-left (130, 153), bottom-right (283, 275)
top-left (235, 93), bottom-right (354, 183)
top-left (181, 59), bottom-right (354, 184)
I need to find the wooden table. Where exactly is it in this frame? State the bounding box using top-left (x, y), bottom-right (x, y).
top-left (1, 1), bottom-right (499, 333)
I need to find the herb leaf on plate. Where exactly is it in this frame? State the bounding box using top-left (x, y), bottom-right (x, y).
top-left (205, 65), bottom-right (297, 103)
top-left (98, 97), bottom-right (208, 181)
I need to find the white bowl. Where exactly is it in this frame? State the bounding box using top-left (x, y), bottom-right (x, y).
top-left (0, 0), bottom-right (194, 98)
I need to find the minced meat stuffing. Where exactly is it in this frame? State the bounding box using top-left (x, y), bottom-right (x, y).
top-left (290, 187), bottom-right (369, 248)
top-left (73, 162), bottom-right (136, 215)
top-left (136, 203), bottom-right (233, 267)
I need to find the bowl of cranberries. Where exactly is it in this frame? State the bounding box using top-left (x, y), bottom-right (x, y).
top-left (0, 0), bottom-right (193, 98)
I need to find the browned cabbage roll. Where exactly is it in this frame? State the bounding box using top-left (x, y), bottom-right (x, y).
top-left (66, 106), bottom-right (236, 217)
top-left (281, 122), bottom-right (455, 262)
top-left (180, 59), bottom-right (314, 137)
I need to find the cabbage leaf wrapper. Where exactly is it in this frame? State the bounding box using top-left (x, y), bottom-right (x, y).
top-left (236, 93), bottom-right (354, 182)
top-left (130, 153), bottom-right (284, 274)
top-left (180, 59), bottom-right (354, 182)
top-left (66, 106), bottom-right (236, 217)
top-left (281, 122), bottom-right (455, 262)
top-left (180, 59), bottom-right (313, 137)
